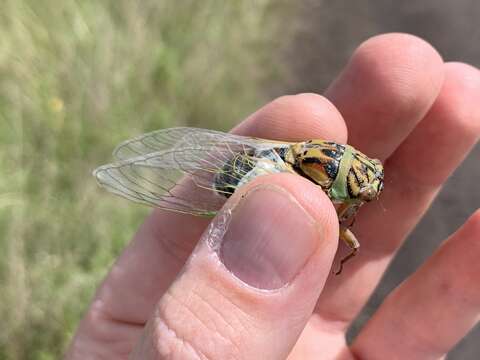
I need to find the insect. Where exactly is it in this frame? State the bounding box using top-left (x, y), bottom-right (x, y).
top-left (93, 127), bottom-right (384, 274)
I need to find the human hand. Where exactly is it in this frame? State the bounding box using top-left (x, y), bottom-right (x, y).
top-left (67, 34), bottom-right (480, 359)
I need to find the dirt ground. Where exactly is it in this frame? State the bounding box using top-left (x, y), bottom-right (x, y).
top-left (281, 1), bottom-right (480, 358)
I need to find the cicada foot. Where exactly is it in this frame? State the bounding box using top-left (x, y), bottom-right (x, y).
top-left (334, 228), bottom-right (360, 275)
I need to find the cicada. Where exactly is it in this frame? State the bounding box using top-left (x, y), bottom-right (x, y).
top-left (94, 127), bottom-right (384, 274)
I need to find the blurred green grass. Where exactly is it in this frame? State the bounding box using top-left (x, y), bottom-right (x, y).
top-left (0, 1), bottom-right (289, 358)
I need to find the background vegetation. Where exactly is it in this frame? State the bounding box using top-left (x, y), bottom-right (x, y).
top-left (2, 1), bottom-right (479, 359)
top-left (0, 1), bottom-right (289, 358)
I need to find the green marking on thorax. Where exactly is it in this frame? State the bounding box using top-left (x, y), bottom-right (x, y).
top-left (329, 145), bottom-right (354, 201)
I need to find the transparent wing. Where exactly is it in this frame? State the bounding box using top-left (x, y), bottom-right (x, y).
top-left (94, 128), bottom-right (292, 216)
top-left (112, 127), bottom-right (285, 160)
top-left (113, 127), bottom-right (201, 160)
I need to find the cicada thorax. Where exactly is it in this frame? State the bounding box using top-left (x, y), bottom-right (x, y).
top-left (285, 140), bottom-right (345, 192)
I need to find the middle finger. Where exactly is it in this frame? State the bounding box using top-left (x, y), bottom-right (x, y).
top-left (317, 61), bottom-right (480, 329)
top-left (325, 33), bottom-right (444, 160)
top-left (318, 34), bottom-right (445, 323)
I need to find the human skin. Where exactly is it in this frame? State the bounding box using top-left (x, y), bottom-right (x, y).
top-left (66, 33), bottom-right (480, 359)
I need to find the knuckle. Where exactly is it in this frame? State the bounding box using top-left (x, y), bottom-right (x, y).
top-left (150, 288), bottom-right (245, 360)
top-left (151, 316), bottom-right (206, 360)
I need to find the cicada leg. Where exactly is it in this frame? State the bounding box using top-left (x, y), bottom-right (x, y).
top-left (334, 203), bottom-right (361, 275)
top-left (335, 228), bottom-right (360, 275)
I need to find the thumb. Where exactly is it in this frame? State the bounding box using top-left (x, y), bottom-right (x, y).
top-left (131, 174), bottom-right (339, 359)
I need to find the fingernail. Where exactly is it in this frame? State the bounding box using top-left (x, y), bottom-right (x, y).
top-left (218, 185), bottom-right (319, 290)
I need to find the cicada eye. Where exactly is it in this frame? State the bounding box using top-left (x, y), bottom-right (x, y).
top-left (359, 187), bottom-right (376, 202)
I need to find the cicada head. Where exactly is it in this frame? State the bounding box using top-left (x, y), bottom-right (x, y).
top-left (349, 155), bottom-right (384, 203)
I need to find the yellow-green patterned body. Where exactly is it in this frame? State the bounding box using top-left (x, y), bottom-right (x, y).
top-left (285, 140), bottom-right (383, 206)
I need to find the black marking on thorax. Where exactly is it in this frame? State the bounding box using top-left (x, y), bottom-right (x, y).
top-left (299, 143), bottom-right (345, 181)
